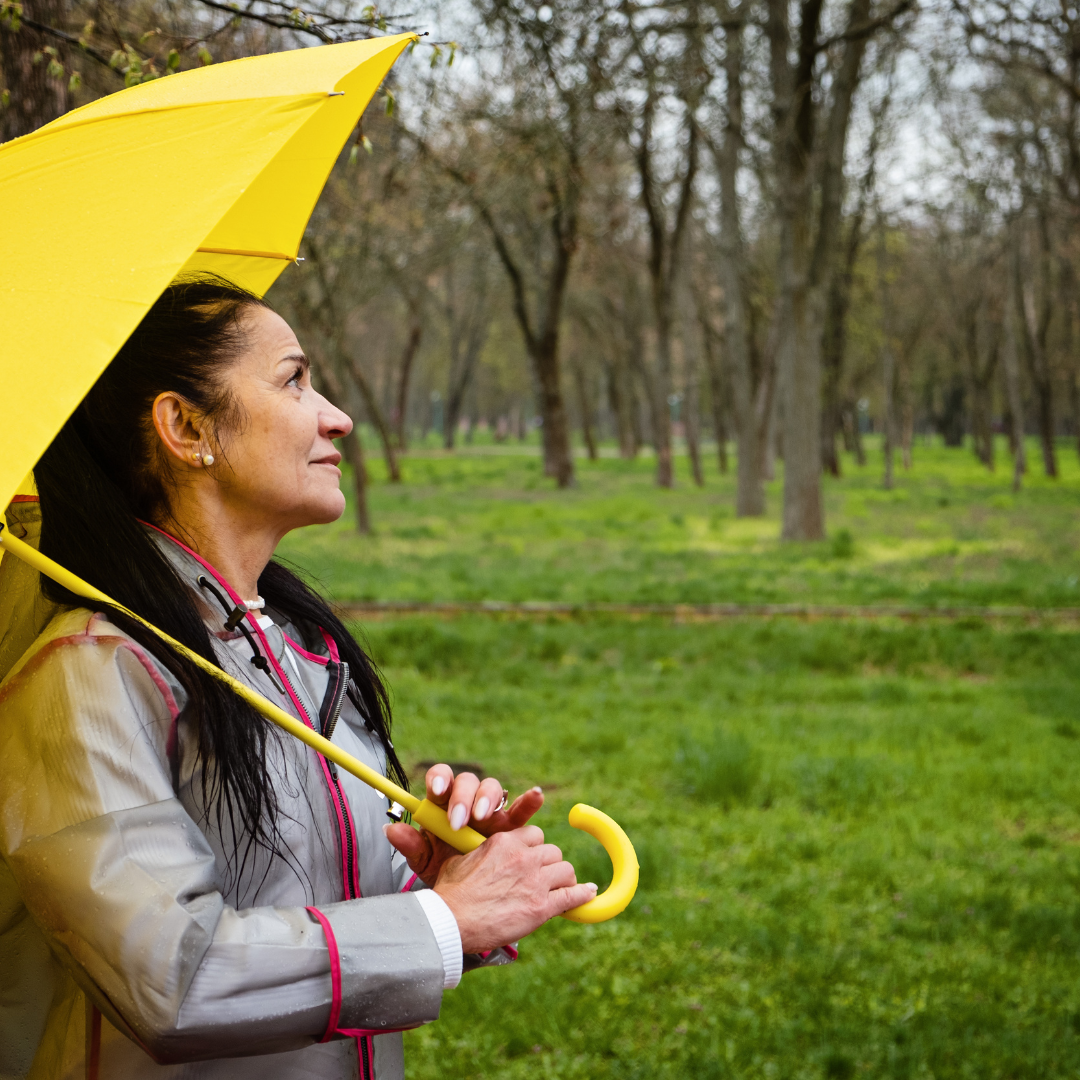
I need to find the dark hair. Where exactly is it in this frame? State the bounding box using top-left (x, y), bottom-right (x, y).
top-left (35, 275), bottom-right (406, 893)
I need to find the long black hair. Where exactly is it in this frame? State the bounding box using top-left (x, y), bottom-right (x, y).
top-left (34, 275), bottom-right (407, 885)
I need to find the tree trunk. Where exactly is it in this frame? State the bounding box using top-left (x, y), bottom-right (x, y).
top-left (679, 281), bottom-right (705, 486)
top-left (768, 0), bottom-right (822, 540)
top-left (1058, 256), bottom-right (1080, 463)
top-left (715, 13), bottom-right (767, 515)
top-left (820, 278), bottom-right (845, 479)
top-left (701, 317), bottom-right (729, 474)
top-left (632, 336), bottom-right (664, 460)
top-left (842, 405), bottom-right (866, 466)
top-left (0, 0), bottom-right (72, 141)
top-left (1016, 211), bottom-right (1057, 478)
top-left (394, 318), bottom-right (422, 451)
top-left (878, 221), bottom-right (896, 489)
top-left (770, 0), bottom-right (872, 541)
top-left (340, 428), bottom-right (371, 535)
top-left (967, 294), bottom-right (997, 470)
top-left (1003, 241), bottom-right (1027, 493)
top-left (533, 335), bottom-right (574, 486)
top-left (604, 352), bottom-right (637, 459)
top-left (573, 359), bottom-right (598, 461)
top-left (307, 350), bottom-right (371, 534)
top-left (651, 316), bottom-right (676, 487)
top-left (341, 351), bottom-right (402, 483)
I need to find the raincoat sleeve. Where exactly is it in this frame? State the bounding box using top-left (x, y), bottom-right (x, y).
top-left (0, 613), bottom-right (446, 1063)
top-left (390, 812), bottom-right (519, 973)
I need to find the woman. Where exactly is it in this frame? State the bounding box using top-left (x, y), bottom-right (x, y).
top-left (0, 277), bottom-right (596, 1080)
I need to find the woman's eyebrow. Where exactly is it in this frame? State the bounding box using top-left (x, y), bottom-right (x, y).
top-left (281, 351), bottom-right (309, 370)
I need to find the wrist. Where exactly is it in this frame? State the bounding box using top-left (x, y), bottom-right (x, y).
top-left (434, 883), bottom-right (482, 953)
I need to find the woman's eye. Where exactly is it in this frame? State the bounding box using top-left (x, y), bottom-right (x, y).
top-left (287, 367), bottom-right (304, 388)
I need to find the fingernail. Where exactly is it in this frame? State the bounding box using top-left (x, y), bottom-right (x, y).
top-left (474, 796), bottom-right (490, 820)
top-left (531, 786), bottom-right (543, 795)
top-left (450, 803), bottom-right (467, 831)
top-left (586, 882), bottom-right (598, 893)
top-left (382, 824), bottom-right (391, 837)
top-left (431, 776), bottom-right (447, 796)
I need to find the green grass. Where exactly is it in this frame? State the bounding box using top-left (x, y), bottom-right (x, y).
top-left (279, 435), bottom-right (1080, 609)
top-left (363, 615), bottom-right (1080, 1079)
top-left (274, 437), bottom-right (1080, 1075)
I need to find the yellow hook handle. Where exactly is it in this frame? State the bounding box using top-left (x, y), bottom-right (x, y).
top-left (560, 804), bottom-right (640, 923)
top-left (0, 525), bottom-right (639, 924)
top-left (410, 798), bottom-right (639, 923)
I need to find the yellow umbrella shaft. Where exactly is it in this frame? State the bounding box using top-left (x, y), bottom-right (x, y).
top-left (0, 525), bottom-right (484, 853)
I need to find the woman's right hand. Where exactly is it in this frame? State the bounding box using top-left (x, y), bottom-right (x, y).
top-left (432, 826), bottom-right (597, 953)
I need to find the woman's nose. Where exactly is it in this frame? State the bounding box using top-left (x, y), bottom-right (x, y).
top-left (320, 396), bottom-right (353, 440)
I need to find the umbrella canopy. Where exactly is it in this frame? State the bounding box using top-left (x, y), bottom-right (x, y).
top-left (0, 32), bottom-right (414, 511)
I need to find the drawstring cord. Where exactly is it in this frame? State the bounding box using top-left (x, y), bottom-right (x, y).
top-left (196, 575), bottom-right (286, 695)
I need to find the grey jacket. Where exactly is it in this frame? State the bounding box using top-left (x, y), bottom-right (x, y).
top-left (0, 512), bottom-right (506, 1080)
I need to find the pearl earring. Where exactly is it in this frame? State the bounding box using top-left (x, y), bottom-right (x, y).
top-left (204, 454), bottom-right (215, 466)
top-left (192, 451), bottom-right (201, 462)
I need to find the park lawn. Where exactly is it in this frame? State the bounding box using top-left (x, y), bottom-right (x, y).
top-left (356, 614), bottom-right (1080, 1080)
top-left (279, 434), bottom-right (1080, 610)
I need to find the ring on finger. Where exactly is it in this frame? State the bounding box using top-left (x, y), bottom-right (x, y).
top-left (495, 788), bottom-right (510, 813)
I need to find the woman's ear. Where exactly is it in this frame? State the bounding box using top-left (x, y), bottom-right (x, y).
top-left (152, 391), bottom-right (208, 468)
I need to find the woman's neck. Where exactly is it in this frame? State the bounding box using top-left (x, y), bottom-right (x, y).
top-left (158, 489), bottom-right (283, 602)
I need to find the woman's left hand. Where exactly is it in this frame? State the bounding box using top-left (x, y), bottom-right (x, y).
top-left (384, 764), bottom-right (544, 888)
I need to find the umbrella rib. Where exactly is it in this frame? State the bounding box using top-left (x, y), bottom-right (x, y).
top-left (197, 246), bottom-right (296, 260)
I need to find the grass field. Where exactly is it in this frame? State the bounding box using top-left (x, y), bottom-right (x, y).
top-left (279, 435), bottom-right (1080, 610)
top-left (285, 437), bottom-right (1080, 1078)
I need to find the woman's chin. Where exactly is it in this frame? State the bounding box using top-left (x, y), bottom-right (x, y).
top-left (294, 491), bottom-right (347, 528)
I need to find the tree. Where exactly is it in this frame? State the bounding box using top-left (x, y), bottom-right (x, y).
top-left (413, 1), bottom-right (615, 486)
top-left (766, 0), bottom-right (910, 539)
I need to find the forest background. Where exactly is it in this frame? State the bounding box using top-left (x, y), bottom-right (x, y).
top-left (8, 1), bottom-right (1080, 1077)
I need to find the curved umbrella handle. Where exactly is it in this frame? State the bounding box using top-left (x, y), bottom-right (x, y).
top-left (560, 804), bottom-right (639, 924)
top-left (410, 798), bottom-right (638, 923)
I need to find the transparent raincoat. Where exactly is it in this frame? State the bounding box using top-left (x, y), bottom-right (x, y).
top-left (0, 499), bottom-right (511, 1080)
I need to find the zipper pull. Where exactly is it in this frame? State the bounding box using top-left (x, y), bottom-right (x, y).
top-left (251, 653), bottom-right (286, 695)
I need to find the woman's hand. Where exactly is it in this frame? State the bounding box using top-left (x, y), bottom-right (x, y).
top-left (432, 826), bottom-right (597, 953)
top-left (383, 765), bottom-right (597, 952)
top-left (384, 765), bottom-right (544, 888)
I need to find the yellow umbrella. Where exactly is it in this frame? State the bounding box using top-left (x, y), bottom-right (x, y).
top-left (0, 41), bottom-right (638, 922)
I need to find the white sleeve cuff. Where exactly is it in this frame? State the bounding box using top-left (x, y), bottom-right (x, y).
top-left (413, 890), bottom-right (463, 989)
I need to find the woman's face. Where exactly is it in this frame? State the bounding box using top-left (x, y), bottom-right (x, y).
top-left (210, 306), bottom-right (352, 537)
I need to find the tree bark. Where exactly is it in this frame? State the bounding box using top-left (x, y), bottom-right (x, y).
top-left (573, 358), bottom-right (598, 461)
top-left (678, 280), bottom-right (705, 485)
top-left (1059, 257), bottom-right (1080, 463)
top-left (1003, 237), bottom-right (1027, 492)
top-left (701, 318), bottom-right (729, 474)
top-left (769, 0), bottom-right (872, 540)
top-left (877, 220), bottom-right (896, 489)
top-left (967, 292), bottom-right (997, 470)
top-left (340, 428), bottom-right (371, 535)
top-left (713, 10), bottom-right (769, 515)
top-left (533, 333), bottom-right (575, 485)
top-left (1016, 210), bottom-right (1057, 478)
top-left (604, 350), bottom-right (637, 459)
